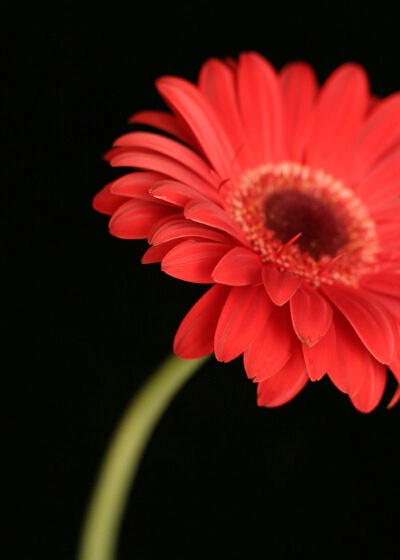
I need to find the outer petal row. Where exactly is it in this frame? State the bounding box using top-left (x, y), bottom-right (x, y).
top-left (323, 286), bottom-right (399, 364)
top-left (215, 285), bottom-right (274, 362)
top-left (279, 61), bottom-right (318, 162)
top-left (237, 52), bottom-right (286, 164)
top-left (93, 182), bottom-right (131, 215)
top-left (290, 285), bottom-right (333, 347)
top-left (305, 63), bottom-right (369, 181)
top-left (128, 109), bottom-right (198, 148)
top-left (157, 76), bottom-right (236, 179)
top-left (161, 240), bottom-right (233, 283)
top-left (388, 354), bottom-right (400, 409)
top-left (173, 284), bottom-right (231, 358)
top-left (113, 132), bottom-right (220, 189)
top-left (244, 305), bottom-right (296, 382)
top-left (257, 347), bottom-right (309, 408)
top-left (198, 58), bottom-right (248, 165)
top-left (173, 280), bottom-right (391, 412)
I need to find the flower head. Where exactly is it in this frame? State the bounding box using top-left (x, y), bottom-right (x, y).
top-left (94, 52), bottom-right (400, 412)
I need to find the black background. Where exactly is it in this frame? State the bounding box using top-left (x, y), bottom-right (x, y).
top-left (5, 2), bottom-right (400, 559)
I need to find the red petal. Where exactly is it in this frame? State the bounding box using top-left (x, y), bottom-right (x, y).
top-left (113, 132), bottom-right (220, 188)
top-left (174, 284), bottom-right (231, 358)
top-left (359, 281), bottom-right (400, 321)
top-left (375, 221), bottom-right (400, 248)
top-left (141, 239), bottom-right (182, 264)
top-left (198, 58), bottom-right (248, 163)
top-left (110, 172), bottom-right (164, 201)
top-left (290, 285), bottom-right (333, 347)
top-left (387, 353), bottom-right (400, 408)
top-left (128, 110), bottom-right (197, 147)
top-left (161, 240), bottom-right (232, 283)
top-left (92, 182), bottom-right (130, 216)
top-left (302, 321), bottom-right (336, 381)
top-left (184, 200), bottom-right (246, 242)
top-left (389, 352), bottom-right (400, 384)
top-left (351, 93), bottom-right (400, 178)
top-left (348, 358), bottom-right (387, 413)
top-left (262, 267), bottom-right (302, 306)
top-left (323, 286), bottom-right (399, 363)
top-left (107, 149), bottom-right (218, 194)
top-left (212, 247), bottom-right (262, 286)
top-left (305, 63), bottom-right (369, 180)
top-left (372, 200), bottom-right (400, 226)
top-left (244, 305), bottom-right (296, 382)
top-left (357, 149), bottom-right (400, 204)
top-left (279, 62), bottom-right (318, 161)
top-left (149, 217), bottom-right (234, 246)
top-left (237, 52), bottom-right (286, 164)
top-left (327, 311), bottom-right (374, 396)
top-left (257, 346), bottom-right (309, 408)
top-left (109, 200), bottom-right (176, 239)
top-left (150, 180), bottom-right (211, 207)
top-left (215, 285), bottom-right (274, 362)
top-left (387, 385), bottom-right (400, 410)
top-left (156, 76), bottom-right (235, 178)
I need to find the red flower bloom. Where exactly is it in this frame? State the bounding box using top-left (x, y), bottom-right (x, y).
top-left (94, 52), bottom-right (400, 412)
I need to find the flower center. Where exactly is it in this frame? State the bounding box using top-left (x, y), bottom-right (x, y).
top-left (222, 162), bottom-right (378, 287)
top-left (264, 190), bottom-right (348, 260)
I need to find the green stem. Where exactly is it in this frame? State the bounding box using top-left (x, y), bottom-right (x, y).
top-left (77, 353), bottom-right (209, 560)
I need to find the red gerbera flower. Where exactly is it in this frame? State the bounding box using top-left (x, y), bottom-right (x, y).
top-left (94, 52), bottom-right (400, 412)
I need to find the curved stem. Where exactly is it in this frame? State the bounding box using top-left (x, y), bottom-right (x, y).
top-left (77, 353), bottom-right (209, 560)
